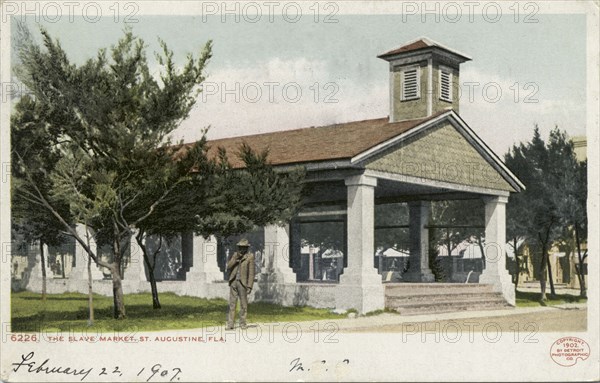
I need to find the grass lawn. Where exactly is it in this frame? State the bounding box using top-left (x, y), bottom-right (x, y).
top-left (515, 290), bottom-right (587, 307)
top-left (11, 291), bottom-right (342, 332)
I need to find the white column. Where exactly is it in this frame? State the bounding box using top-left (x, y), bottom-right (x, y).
top-left (23, 241), bottom-right (43, 291)
top-left (28, 242), bottom-right (54, 279)
top-left (187, 235), bottom-right (223, 283)
top-left (42, 243), bottom-right (56, 279)
top-left (403, 201), bottom-right (435, 282)
top-left (479, 196), bottom-right (515, 305)
top-left (264, 224), bottom-right (296, 284)
top-left (69, 224), bottom-right (104, 280)
top-left (336, 174), bottom-right (384, 313)
top-left (308, 247), bottom-right (315, 280)
top-left (123, 230), bottom-right (148, 292)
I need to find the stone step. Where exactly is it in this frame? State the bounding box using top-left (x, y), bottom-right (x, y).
top-left (383, 283), bottom-right (512, 315)
top-left (385, 283), bottom-right (495, 296)
top-left (385, 292), bottom-right (504, 304)
top-left (387, 298), bottom-right (512, 316)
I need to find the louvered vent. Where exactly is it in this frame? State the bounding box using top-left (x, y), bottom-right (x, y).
top-left (401, 67), bottom-right (420, 100)
top-left (440, 67), bottom-right (452, 102)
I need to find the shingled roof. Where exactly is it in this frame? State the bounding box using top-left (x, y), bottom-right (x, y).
top-left (199, 112), bottom-right (446, 168)
top-left (377, 37), bottom-right (472, 61)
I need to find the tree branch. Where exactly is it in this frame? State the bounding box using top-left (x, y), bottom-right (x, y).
top-left (13, 149), bottom-right (111, 268)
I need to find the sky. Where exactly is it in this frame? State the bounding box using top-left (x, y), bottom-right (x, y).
top-left (13, 5), bottom-right (588, 156)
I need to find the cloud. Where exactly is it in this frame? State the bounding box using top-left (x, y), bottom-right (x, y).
top-left (173, 61), bottom-right (585, 158)
top-left (172, 57), bottom-right (388, 143)
top-left (459, 67), bottom-right (586, 154)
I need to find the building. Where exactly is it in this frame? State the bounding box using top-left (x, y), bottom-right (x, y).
top-left (13, 38), bottom-right (524, 313)
top-left (572, 136), bottom-right (587, 162)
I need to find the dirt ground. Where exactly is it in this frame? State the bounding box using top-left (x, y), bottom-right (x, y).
top-left (342, 306), bottom-right (587, 333)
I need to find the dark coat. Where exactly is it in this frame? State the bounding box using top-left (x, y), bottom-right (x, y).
top-left (227, 251), bottom-right (256, 289)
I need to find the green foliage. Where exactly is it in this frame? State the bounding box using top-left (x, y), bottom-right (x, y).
top-left (12, 26), bottom-right (214, 253)
top-left (11, 26), bottom-right (306, 315)
top-left (374, 203), bottom-right (409, 251)
top-left (430, 199), bottom-right (485, 256)
top-left (428, 246), bottom-right (446, 282)
top-left (505, 128), bottom-right (566, 244)
top-left (11, 292), bottom-right (341, 332)
top-left (11, 26), bottom-right (212, 318)
top-left (299, 221), bottom-right (345, 251)
top-left (515, 290), bottom-right (587, 307)
top-left (504, 126), bottom-right (587, 299)
top-left (192, 143), bottom-right (305, 238)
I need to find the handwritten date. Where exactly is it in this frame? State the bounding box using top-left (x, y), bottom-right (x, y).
top-left (138, 364), bottom-right (182, 382)
top-left (12, 351), bottom-right (182, 381)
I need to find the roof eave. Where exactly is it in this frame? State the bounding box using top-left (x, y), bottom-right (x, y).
top-left (378, 46), bottom-right (472, 62)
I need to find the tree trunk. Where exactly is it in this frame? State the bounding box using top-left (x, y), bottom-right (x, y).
top-left (547, 254), bottom-right (556, 297)
top-left (477, 236), bottom-right (485, 269)
top-left (574, 224), bottom-right (587, 298)
top-left (149, 274), bottom-right (161, 309)
top-left (87, 249), bottom-right (94, 326)
top-left (111, 262), bottom-right (126, 319)
top-left (538, 222), bottom-right (555, 302)
top-left (111, 231), bottom-right (126, 319)
top-left (40, 241), bottom-right (47, 302)
top-left (576, 268), bottom-right (586, 297)
top-left (539, 240), bottom-right (548, 302)
top-left (145, 256), bottom-right (161, 309)
top-left (143, 249), bottom-right (161, 309)
top-left (60, 253), bottom-right (66, 278)
top-left (136, 232), bottom-right (162, 309)
top-left (513, 238), bottom-right (519, 290)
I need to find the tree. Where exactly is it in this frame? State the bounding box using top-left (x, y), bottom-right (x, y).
top-left (374, 202), bottom-right (409, 251)
top-left (504, 126), bottom-right (585, 301)
top-left (430, 199), bottom-right (484, 257)
top-left (426, 200), bottom-right (485, 281)
top-left (12, 26), bottom-right (213, 319)
top-left (133, 143), bottom-right (305, 309)
top-left (550, 133), bottom-right (587, 297)
top-left (505, 144), bottom-right (531, 290)
top-left (195, 144), bottom-right (305, 238)
top-left (10, 94), bottom-right (75, 302)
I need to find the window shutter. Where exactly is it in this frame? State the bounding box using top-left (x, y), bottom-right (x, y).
top-left (440, 67), bottom-right (452, 102)
top-left (401, 67), bottom-right (420, 100)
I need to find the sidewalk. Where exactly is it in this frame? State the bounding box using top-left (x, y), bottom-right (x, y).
top-left (211, 302), bottom-right (588, 333)
top-left (299, 303), bottom-right (587, 332)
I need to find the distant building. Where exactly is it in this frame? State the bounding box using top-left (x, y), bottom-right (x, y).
top-left (572, 136), bottom-right (587, 162)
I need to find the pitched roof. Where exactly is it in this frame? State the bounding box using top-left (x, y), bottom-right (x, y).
top-left (378, 37), bottom-right (472, 61)
top-left (178, 109), bottom-right (524, 192)
top-left (199, 112), bottom-right (446, 168)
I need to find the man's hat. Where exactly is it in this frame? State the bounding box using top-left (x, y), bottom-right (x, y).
top-left (237, 238), bottom-right (250, 247)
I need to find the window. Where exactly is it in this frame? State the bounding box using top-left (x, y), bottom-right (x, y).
top-left (439, 66), bottom-right (453, 102)
top-left (401, 66), bottom-right (420, 101)
top-left (290, 206), bottom-right (347, 283)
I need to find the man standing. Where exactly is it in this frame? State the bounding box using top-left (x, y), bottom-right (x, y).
top-left (226, 238), bottom-right (255, 329)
